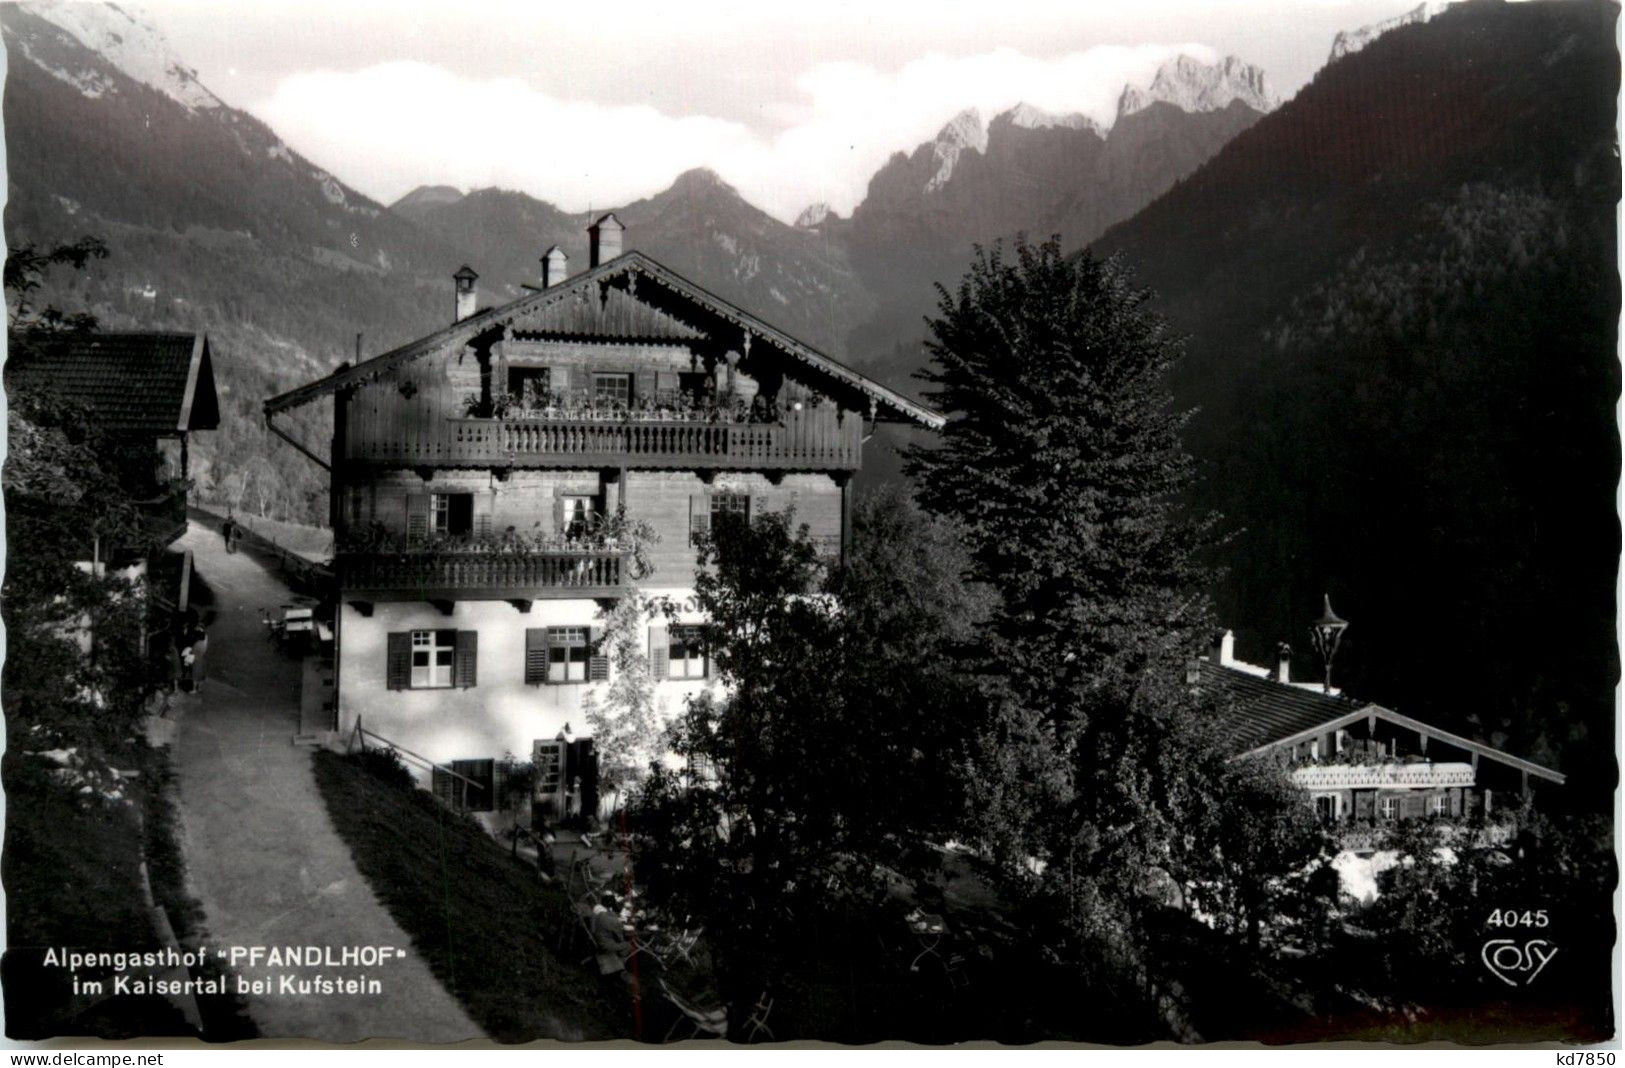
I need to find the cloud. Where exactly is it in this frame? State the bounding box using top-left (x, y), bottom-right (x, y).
top-left (255, 43), bottom-right (1222, 223)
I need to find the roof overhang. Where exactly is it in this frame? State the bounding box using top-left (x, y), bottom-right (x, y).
top-left (1237, 703), bottom-right (1566, 785)
top-left (264, 251), bottom-right (945, 430)
top-left (176, 334), bottom-right (217, 431)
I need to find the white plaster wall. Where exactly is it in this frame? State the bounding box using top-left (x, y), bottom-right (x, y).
top-left (337, 591), bottom-right (716, 781)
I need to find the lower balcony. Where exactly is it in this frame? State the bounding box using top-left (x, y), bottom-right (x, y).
top-left (337, 547), bottom-right (628, 601)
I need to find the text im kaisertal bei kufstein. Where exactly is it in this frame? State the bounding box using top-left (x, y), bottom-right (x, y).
top-left (41, 945), bottom-right (409, 998)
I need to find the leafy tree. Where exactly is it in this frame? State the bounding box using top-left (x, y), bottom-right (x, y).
top-left (1348, 810), bottom-right (1616, 1033)
top-left (632, 500), bottom-right (983, 1029)
top-left (6, 236), bottom-right (107, 331)
top-left (907, 236), bottom-right (1231, 975)
top-left (1187, 756), bottom-right (1338, 954)
top-left (4, 239), bottom-right (173, 750)
top-left (581, 591), bottom-right (668, 817)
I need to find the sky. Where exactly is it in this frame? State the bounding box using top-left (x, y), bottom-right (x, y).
top-left (144, 0), bottom-right (1427, 222)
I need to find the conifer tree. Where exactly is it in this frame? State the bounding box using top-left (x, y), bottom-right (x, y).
top-left (909, 236), bottom-right (1219, 950)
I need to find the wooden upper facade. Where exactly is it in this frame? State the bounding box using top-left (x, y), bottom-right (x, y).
top-left (266, 239), bottom-right (942, 598)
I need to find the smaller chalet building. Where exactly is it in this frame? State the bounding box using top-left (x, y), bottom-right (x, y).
top-left (4, 330), bottom-right (220, 672)
top-left (6, 330), bottom-right (219, 553)
top-left (1202, 630), bottom-right (1564, 827)
top-left (265, 217), bottom-right (942, 815)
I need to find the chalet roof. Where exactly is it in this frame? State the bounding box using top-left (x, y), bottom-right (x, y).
top-left (1204, 661), bottom-right (1565, 784)
top-left (264, 251), bottom-right (944, 429)
top-left (1204, 662), bottom-right (1359, 752)
top-left (6, 331), bottom-right (219, 435)
top-left (508, 283), bottom-right (703, 342)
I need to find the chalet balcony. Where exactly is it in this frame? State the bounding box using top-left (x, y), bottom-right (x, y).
top-left (343, 407), bottom-right (864, 471)
top-left (1292, 761), bottom-right (1477, 791)
top-left (337, 545), bottom-right (628, 601)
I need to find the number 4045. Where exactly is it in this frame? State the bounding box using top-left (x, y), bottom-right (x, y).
top-left (1487, 908), bottom-right (1550, 928)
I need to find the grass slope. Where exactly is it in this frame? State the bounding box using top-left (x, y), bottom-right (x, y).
top-left (2, 757), bottom-right (189, 1039)
top-left (311, 750), bottom-right (625, 1043)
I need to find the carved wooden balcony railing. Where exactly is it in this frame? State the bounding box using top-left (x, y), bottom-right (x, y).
top-left (343, 408), bottom-right (864, 470)
top-left (337, 548), bottom-right (627, 600)
top-left (1291, 762), bottom-right (1477, 790)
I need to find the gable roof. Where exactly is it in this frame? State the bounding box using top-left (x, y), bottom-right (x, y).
top-left (1204, 662), bottom-right (1362, 753)
top-left (264, 251), bottom-right (944, 429)
top-left (509, 283), bottom-right (703, 342)
top-left (1204, 660), bottom-right (1565, 784)
top-left (6, 331), bottom-right (219, 435)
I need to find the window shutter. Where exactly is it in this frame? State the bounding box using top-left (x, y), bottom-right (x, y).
top-left (455, 630), bottom-right (478, 689)
top-left (553, 492), bottom-right (566, 536)
top-left (689, 494), bottom-right (710, 546)
top-left (634, 369), bottom-right (655, 403)
top-left (588, 626), bottom-right (610, 682)
top-left (648, 624), bottom-right (669, 680)
top-left (474, 491), bottom-right (493, 538)
top-left (386, 632), bottom-right (411, 690)
top-left (655, 370), bottom-right (681, 395)
top-left (525, 627), bottom-right (550, 685)
top-left (702, 626), bottom-right (717, 679)
top-left (407, 494), bottom-right (429, 544)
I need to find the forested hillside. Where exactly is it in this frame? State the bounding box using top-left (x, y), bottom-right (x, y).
top-left (1091, 0), bottom-right (1620, 797)
top-left (2, 3), bottom-right (476, 522)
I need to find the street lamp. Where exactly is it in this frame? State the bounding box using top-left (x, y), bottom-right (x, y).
top-left (1308, 594), bottom-right (1348, 694)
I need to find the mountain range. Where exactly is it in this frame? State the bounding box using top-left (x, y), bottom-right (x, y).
top-left (5, 1), bottom-right (1617, 794)
top-left (1, 0), bottom-right (1282, 507)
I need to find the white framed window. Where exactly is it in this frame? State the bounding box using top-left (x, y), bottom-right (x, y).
top-left (593, 372), bottom-right (631, 407)
top-left (712, 493), bottom-right (750, 528)
top-left (432, 492), bottom-right (473, 536)
top-left (1429, 794), bottom-right (1449, 816)
top-left (561, 495), bottom-right (596, 538)
top-left (548, 626), bottom-right (590, 683)
top-left (534, 739), bottom-right (565, 799)
top-left (686, 750), bottom-right (717, 784)
top-left (669, 624), bottom-right (709, 679)
top-left (411, 629), bottom-right (457, 688)
top-left (1379, 795), bottom-right (1399, 821)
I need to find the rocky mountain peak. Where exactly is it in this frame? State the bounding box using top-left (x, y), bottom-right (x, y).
top-left (1330, 1), bottom-right (1450, 61)
top-left (998, 102), bottom-right (1104, 135)
top-left (14, 0), bottom-right (223, 111)
top-left (1117, 54), bottom-right (1277, 121)
top-left (795, 202), bottom-right (837, 229)
top-left (926, 108), bottom-right (988, 193)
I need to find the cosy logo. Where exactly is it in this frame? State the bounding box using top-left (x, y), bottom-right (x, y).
top-left (1480, 938), bottom-right (1559, 987)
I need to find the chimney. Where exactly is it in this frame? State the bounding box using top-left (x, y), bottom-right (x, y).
top-left (453, 264), bottom-right (479, 322)
top-left (1210, 629), bottom-right (1235, 667)
top-left (1274, 642), bottom-right (1293, 684)
top-left (541, 245), bottom-right (569, 287)
top-left (588, 212), bottom-right (624, 267)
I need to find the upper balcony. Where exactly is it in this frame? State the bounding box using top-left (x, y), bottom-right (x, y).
top-left (343, 402), bottom-right (864, 472)
top-left (337, 545), bottom-right (628, 601)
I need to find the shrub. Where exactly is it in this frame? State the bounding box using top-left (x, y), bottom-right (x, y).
top-left (349, 746), bottom-right (414, 791)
